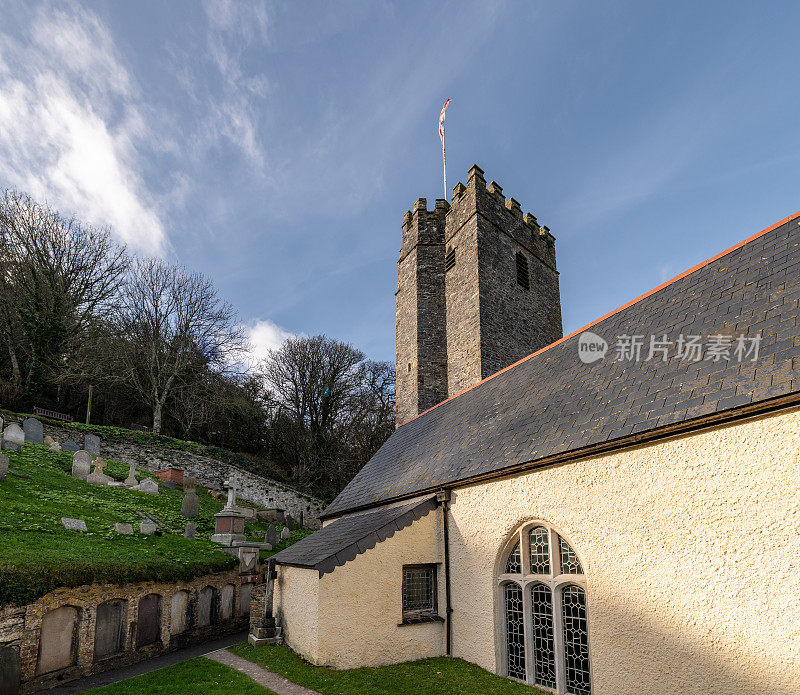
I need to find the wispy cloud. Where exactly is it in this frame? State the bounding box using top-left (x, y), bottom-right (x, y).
top-left (0, 2), bottom-right (167, 254)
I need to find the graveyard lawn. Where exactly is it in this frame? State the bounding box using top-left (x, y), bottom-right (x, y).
top-left (81, 656), bottom-right (277, 694)
top-left (230, 643), bottom-right (549, 695)
top-left (0, 443), bottom-right (311, 606)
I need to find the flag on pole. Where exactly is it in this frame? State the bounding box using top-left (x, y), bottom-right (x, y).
top-left (439, 98), bottom-right (451, 144)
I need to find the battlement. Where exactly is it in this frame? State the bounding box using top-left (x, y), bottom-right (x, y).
top-left (400, 197), bottom-right (449, 255)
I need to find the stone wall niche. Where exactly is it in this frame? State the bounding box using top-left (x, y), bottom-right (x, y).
top-left (170, 591), bottom-right (190, 635)
top-left (94, 599), bottom-right (127, 660)
top-left (220, 584), bottom-right (235, 621)
top-left (36, 606), bottom-right (80, 675)
top-left (197, 586), bottom-right (219, 627)
top-left (240, 584), bottom-right (252, 615)
top-left (136, 594), bottom-right (162, 648)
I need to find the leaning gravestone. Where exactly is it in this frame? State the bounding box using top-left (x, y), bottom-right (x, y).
top-left (43, 435), bottom-right (61, 453)
top-left (71, 450), bottom-right (92, 480)
top-left (265, 524), bottom-right (277, 548)
top-left (180, 477), bottom-right (199, 518)
top-left (114, 523), bottom-right (133, 535)
top-left (83, 433), bottom-right (100, 456)
top-left (0, 454), bottom-right (8, 482)
top-left (2, 424), bottom-right (24, 451)
top-left (86, 458), bottom-right (113, 486)
top-left (22, 418), bottom-right (43, 445)
top-left (184, 523), bottom-right (197, 539)
top-left (139, 522), bottom-right (156, 535)
top-left (62, 517), bottom-right (87, 531)
top-left (280, 527), bottom-right (291, 540)
top-left (62, 440), bottom-right (80, 453)
top-left (136, 478), bottom-right (159, 495)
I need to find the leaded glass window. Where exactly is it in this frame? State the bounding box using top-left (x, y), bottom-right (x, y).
top-left (559, 536), bottom-right (583, 575)
top-left (529, 526), bottom-right (550, 574)
top-left (530, 583), bottom-right (557, 689)
top-left (498, 523), bottom-right (591, 694)
top-left (505, 542), bottom-right (521, 573)
top-left (504, 583), bottom-right (526, 680)
top-left (402, 565), bottom-right (437, 620)
top-left (562, 586), bottom-right (591, 695)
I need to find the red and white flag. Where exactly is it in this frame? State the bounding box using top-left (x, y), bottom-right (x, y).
top-left (439, 98), bottom-right (451, 143)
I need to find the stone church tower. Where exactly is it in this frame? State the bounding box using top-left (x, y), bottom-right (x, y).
top-left (396, 165), bottom-right (563, 424)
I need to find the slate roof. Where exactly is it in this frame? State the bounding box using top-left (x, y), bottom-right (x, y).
top-left (324, 213), bottom-right (800, 518)
top-left (272, 495), bottom-right (438, 574)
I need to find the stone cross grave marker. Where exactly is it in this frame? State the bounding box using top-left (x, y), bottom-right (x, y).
top-left (224, 478), bottom-right (237, 509)
top-left (71, 450), bottom-right (92, 480)
top-left (23, 418), bottom-right (43, 445)
top-left (62, 517), bottom-right (87, 531)
top-left (83, 433), bottom-right (100, 456)
top-left (2, 424), bottom-right (24, 451)
top-left (0, 454), bottom-right (8, 482)
top-left (124, 464), bottom-right (138, 487)
top-left (87, 458), bottom-right (113, 486)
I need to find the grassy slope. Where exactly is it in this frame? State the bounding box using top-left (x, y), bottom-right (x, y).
top-left (230, 643), bottom-right (548, 695)
top-left (81, 657), bottom-right (276, 694)
top-left (0, 442), bottom-right (311, 606)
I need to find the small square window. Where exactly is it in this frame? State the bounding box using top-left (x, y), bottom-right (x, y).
top-left (402, 564), bottom-right (437, 621)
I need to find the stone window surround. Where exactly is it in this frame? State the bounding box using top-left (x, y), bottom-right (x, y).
top-left (495, 521), bottom-right (592, 695)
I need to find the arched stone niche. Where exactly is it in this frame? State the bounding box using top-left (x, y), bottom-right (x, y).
top-left (37, 606), bottom-right (80, 674)
top-left (94, 599), bottom-right (127, 660)
top-left (170, 591), bottom-right (190, 635)
top-left (220, 584), bottom-right (235, 621)
top-left (136, 594), bottom-right (162, 648)
top-left (197, 586), bottom-right (218, 627)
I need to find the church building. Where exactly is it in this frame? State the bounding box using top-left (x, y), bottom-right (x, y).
top-left (270, 165), bottom-right (800, 695)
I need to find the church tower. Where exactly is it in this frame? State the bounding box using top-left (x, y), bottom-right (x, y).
top-left (396, 165), bottom-right (563, 425)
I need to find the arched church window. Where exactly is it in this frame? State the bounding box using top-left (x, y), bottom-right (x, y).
top-left (498, 523), bottom-right (591, 694)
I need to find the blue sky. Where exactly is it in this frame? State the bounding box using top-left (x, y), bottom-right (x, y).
top-left (1, 0), bottom-right (798, 364)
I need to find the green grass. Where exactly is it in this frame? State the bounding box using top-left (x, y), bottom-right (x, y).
top-left (81, 657), bottom-right (276, 694)
top-left (229, 643), bottom-right (548, 694)
top-left (0, 442), bottom-right (311, 606)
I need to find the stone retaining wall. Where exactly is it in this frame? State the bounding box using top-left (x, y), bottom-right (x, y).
top-left (0, 569), bottom-right (254, 694)
top-left (40, 423), bottom-right (325, 528)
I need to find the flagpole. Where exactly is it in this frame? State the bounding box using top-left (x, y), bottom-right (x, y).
top-left (442, 126), bottom-right (447, 201)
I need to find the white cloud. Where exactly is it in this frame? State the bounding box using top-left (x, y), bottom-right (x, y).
top-left (244, 318), bottom-right (295, 368)
top-left (0, 3), bottom-right (167, 254)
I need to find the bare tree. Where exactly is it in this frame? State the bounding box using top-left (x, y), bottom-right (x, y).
top-left (115, 257), bottom-right (247, 433)
top-left (0, 190), bottom-right (128, 396)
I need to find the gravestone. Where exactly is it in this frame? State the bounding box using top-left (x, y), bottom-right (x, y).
top-left (44, 436), bottom-right (61, 453)
top-left (299, 510), bottom-right (304, 528)
top-left (71, 450), bottom-right (92, 480)
top-left (23, 418), bottom-right (43, 444)
top-left (280, 527), bottom-right (291, 540)
top-left (264, 524), bottom-right (277, 548)
top-left (170, 591), bottom-right (189, 635)
top-left (184, 523), bottom-right (197, 539)
top-left (239, 547), bottom-right (259, 575)
top-left (2, 424), bottom-right (24, 450)
top-left (124, 464), bottom-right (138, 487)
top-left (136, 594), bottom-right (161, 647)
top-left (180, 477), bottom-right (199, 518)
top-left (0, 454), bottom-right (8, 482)
top-left (84, 433), bottom-right (101, 456)
top-left (114, 523), bottom-right (133, 534)
top-left (139, 522), bottom-right (157, 535)
top-left (86, 458), bottom-right (113, 486)
top-left (239, 584), bottom-right (252, 615)
top-left (0, 645), bottom-right (21, 695)
top-left (43, 435), bottom-right (55, 448)
top-left (94, 599), bottom-right (127, 659)
top-left (197, 586), bottom-right (218, 627)
top-left (36, 606), bottom-right (78, 674)
top-left (61, 517), bottom-right (87, 531)
top-left (136, 478), bottom-right (159, 495)
top-left (284, 514), bottom-right (296, 530)
top-left (62, 440), bottom-right (80, 453)
top-left (220, 584), bottom-right (235, 620)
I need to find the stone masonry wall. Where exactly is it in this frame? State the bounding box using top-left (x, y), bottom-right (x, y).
top-left (41, 423), bottom-right (325, 528)
top-left (0, 569), bottom-right (251, 694)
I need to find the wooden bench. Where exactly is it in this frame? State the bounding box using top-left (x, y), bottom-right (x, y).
top-left (33, 406), bottom-right (73, 423)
